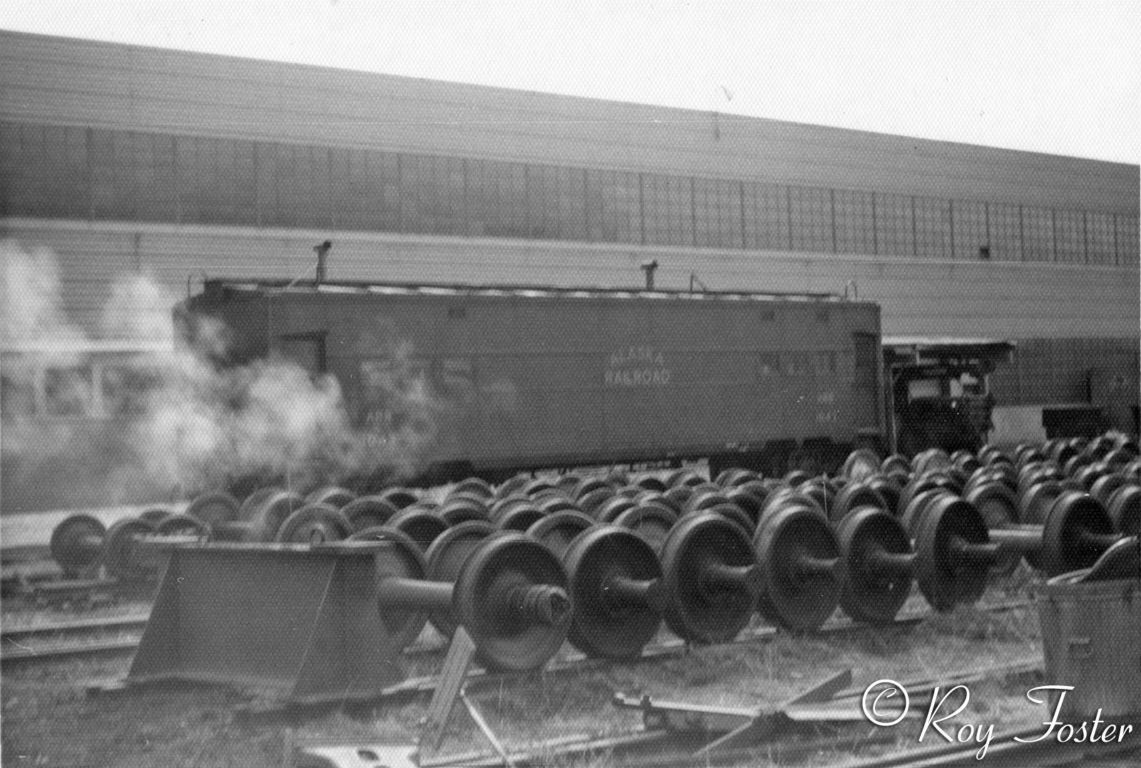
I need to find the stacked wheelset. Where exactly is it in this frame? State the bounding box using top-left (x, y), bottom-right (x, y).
top-left (45, 431), bottom-right (1139, 672)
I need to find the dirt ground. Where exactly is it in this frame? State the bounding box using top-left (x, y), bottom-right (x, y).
top-left (10, 571), bottom-right (1133, 768)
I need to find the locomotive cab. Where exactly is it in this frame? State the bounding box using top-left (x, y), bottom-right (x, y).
top-left (883, 337), bottom-right (1015, 457)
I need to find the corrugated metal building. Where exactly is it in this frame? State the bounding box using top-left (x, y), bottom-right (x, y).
top-left (1, 29), bottom-right (1138, 416)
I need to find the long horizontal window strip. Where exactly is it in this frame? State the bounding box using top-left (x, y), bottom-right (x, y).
top-left (0, 120), bottom-right (1136, 269)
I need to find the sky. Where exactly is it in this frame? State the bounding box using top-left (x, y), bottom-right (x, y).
top-left (1, 0), bottom-right (1138, 164)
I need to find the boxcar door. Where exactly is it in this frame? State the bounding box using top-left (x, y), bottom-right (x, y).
top-left (276, 332), bottom-right (327, 376)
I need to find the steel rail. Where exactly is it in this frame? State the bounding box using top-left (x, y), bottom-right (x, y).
top-left (2, 597), bottom-right (1035, 670)
top-left (1, 613), bottom-right (150, 642)
top-left (381, 598), bottom-right (1036, 697)
top-left (0, 638), bottom-right (143, 664)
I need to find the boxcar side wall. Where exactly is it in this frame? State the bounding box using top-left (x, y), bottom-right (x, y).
top-left (208, 289), bottom-right (881, 477)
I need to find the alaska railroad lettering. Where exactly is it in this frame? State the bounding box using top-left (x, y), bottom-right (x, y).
top-left (605, 347), bottom-right (671, 387)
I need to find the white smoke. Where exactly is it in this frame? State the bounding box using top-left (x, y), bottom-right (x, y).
top-left (2, 239), bottom-right (442, 507)
top-left (134, 341), bottom-right (441, 492)
top-left (100, 273), bottom-right (176, 344)
top-left (1, 240), bottom-right (85, 350)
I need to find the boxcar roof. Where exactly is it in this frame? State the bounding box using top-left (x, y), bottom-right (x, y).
top-left (883, 336), bottom-right (1016, 364)
top-left (200, 278), bottom-right (866, 305)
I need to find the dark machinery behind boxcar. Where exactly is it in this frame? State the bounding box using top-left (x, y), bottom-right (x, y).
top-left (883, 337), bottom-right (1015, 457)
top-left (177, 279), bottom-right (885, 485)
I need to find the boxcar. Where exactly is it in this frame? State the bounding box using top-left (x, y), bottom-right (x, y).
top-left (179, 280), bottom-right (884, 481)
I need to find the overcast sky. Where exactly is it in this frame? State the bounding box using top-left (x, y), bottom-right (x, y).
top-left (2, 1), bottom-right (1137, 164)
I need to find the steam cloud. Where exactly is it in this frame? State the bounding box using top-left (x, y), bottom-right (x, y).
top-left (1, 240), bottom-right (85, 349)
top-left (2, 239), bottom-right (441, 509)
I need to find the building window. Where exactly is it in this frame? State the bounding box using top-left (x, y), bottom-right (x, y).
top-left (743, 181), bottom-right (790, 250)
top-left (1054, 209), bottom-right (1085, 263)
top-left (399, 153), bottom-right (466, 236)
top-left (172, 135), bottom-right (259, 226)
top-left (263, 142), bottom-right (330, 228)
top-left (913, 196), bottom-right (952, 259)
top-left (988, 203), bottom-right (1022, 261)
top-left (789, 186), bottom-right (832, 253)
top-left (584, 168), bottom-right (641, 244)
top-left (874, 192), bottom-right (915, 256)
top-left (90, 128), bottom-right (136, 220)
top-left (642, 172), bottom-right (694, 246)
top-left (952, 200), bottom-right (988, 260)
top-left (1021, 206), bottom-right (1055, 262)
top-left (1086, 212), bottom-right (1116, 266)
top-left (330, 147), bottom-right (401, 232)
top-left (2, 118), bottom-right (1135, 271)
top-left (134, 132), bottom-right (178, 223)
top-left (835, 189), bottom-right (876, 255)
top-left (525, 164), bottom-right (587, 241)
top-left (693, 177), bottom-right (743, 249)
top-left (468, 157), bottom-right (527, 238)
top-left (1117, 215), bottom-right (1140, 266)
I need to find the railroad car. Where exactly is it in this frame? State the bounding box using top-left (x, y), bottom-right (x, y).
top-left (177, 278), bottom-right (885, 483)
top-left (0, 341), bottom-right (173, 513)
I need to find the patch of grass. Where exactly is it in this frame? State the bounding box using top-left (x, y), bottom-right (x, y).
top-left (0, 582), bottom-right (1070, 768)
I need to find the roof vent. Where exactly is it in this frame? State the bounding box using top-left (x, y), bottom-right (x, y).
top-left (314, 240), bottom-right (332, 283)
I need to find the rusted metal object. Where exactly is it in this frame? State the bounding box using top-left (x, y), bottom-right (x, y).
top-left (613, 669), bottom-right (854, 755)
top-left (127, 540), bottom-right (407, 704)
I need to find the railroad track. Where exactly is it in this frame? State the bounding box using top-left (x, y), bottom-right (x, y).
top-left (0, 614), bottom-right (150, 665)
top-left (1, 613), bottom-right (150, 643)
top-left (1, 596), bottom-right (1035, 671)
top-left (303, 658), bottom-right (1089, 768)
top-left (393, 597), bottom-right (1037, 698)
top-left (0, 574), bottom-right (156, 609)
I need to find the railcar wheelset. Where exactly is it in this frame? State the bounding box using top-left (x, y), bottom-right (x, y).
top-left (352, 525), bottom-right (573, 671)
top-left (418, 506), bottom-right (760, 659)
top-left (50, 507), bottom-right (213, 581)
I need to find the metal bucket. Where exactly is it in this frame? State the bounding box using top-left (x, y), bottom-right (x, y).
top-left (1038, 570), bottom-right (1141, 720)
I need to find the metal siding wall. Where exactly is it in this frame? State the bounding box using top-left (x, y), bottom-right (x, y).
top-left (1, 31), bottom-right (1136, 216)
top-left (3, 220), bottom-right (1138, 342)
top-left (2, 227), bottom-right (138, 334)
